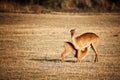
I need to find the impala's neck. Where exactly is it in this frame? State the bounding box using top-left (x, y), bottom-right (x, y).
top-left (71, 32), bottom-right (77, 49)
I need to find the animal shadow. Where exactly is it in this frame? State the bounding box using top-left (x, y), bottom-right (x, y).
top-left (30, 58), bottom-right (61, 63)
top-left (29, 58), bottom-right (75, 63)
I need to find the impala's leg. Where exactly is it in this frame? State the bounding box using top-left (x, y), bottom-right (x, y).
top-left (75, 50), bottom-right (79, 63)
top-left (77, 47), bottom-right (90, 63)
top-left (91, 40), bottom-right (99, 62)
top-left (61, 50), bottom-right (66, 63)
top-left (76, 49), bottom-right (82, 63)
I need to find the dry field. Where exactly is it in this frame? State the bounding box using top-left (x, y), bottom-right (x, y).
top-left (0, 13), bottom-right (120, 80)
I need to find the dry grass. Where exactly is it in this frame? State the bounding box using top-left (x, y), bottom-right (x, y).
top-left (0, 13), bottom-right (120, 80)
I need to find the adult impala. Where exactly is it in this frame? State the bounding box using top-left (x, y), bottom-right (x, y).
top-left (70, 29), bottom-right (99, 62)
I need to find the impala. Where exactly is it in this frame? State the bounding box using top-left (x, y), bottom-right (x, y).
top-left (70, 29), bottom-right (99, 62)
top-left (61, 42), bottom-right (89, 63)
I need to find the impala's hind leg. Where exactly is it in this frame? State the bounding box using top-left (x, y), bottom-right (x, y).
top-left (91, 40), bottom-right (99, 62)
top-left (61, 50), bottom-right (67, 63)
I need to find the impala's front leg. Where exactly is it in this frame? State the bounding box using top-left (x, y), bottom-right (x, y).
top-left (75, 49), bottom-right (82, 63)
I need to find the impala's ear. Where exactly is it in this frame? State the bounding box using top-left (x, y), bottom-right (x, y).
top-left (70, 29), bottom-right (75, 32)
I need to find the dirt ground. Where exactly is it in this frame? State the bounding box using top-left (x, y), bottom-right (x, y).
top-left (0, 13), bottom-right (120, 80)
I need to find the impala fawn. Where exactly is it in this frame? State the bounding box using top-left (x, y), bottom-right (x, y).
top-left (61, 42), bottom-right (90, 63)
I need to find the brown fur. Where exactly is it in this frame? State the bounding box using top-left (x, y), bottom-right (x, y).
top-left (61, 42), bottom-right (89, 63)
top-left (70, 29), bottom-right (99, 62)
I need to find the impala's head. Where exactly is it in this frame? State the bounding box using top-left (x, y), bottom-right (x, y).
top-left (70, 29), bottom-right (75, 38)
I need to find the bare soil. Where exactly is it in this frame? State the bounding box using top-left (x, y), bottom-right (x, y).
top-left (0, 13), bottom-right (120, 80)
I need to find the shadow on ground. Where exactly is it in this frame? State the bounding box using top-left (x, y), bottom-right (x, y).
top-left (29, 58), bottom-right (76, 63)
